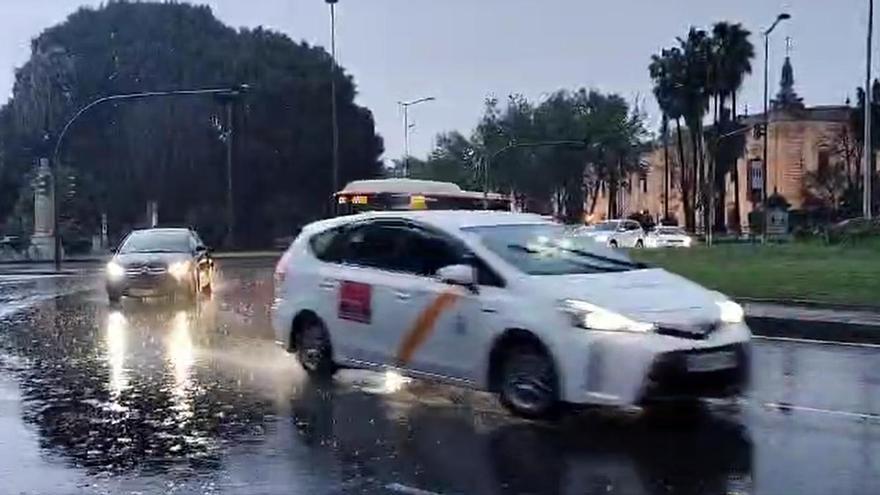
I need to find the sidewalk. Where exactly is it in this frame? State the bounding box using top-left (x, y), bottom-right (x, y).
top-left (744, 301), bottom-right (880, 345)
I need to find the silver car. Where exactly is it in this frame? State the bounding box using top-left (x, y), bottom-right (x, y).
top-left (646, 226), bottom-right (693, 248)
top-left (581, 220), bottom-right (645, 248)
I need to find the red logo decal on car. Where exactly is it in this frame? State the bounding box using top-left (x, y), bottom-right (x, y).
top-left (339, 281), bottom-right (372, 324)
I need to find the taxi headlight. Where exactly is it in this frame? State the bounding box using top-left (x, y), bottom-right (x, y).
top-left (106, 261), bottom-right (125, 280)
top-left (168, 261), bottom-right (191, 280)
top-left (717, 300), bottom-right (744, 324)
top-left (560, 299), bottom-right (655, 333)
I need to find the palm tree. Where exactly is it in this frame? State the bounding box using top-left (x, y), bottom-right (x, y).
top-left (711, 22), bottom-right (754, 232)
top-left (650, 47), bottom-right (693, 228)
top-left (678, 28), bottom-right (712, 231)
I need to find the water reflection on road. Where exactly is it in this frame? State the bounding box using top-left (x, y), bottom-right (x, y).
top-left (0, 260), bottom-right (877, 494)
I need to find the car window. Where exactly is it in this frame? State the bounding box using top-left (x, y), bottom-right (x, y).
top-left (310, 227), bottom-right (344, 262)
top-left (118, 230), bottom-right (192, 254)
top-left (344, 223), bottom-right (412, 271)
top-left (593, 221), bottom-right (618, 231)
top-left (626, 221), bottom-right (641, 231)
top-left (313, 221), bottom-right (504, 286)
top-left (399, 228), bottom-right (463, 276)
top-left (464, 223), bottom-right (642, 275)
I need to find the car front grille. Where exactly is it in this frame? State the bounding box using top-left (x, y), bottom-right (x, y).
top-left (124, 264), bottom-right (167, 276)
top-left (656, 321), bottom-right (720, 340)
top-left (641, 343), bottom-right (750, 401)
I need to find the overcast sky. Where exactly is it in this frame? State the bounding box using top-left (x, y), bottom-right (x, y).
top-left (1, 0), bottom-right (876, 162)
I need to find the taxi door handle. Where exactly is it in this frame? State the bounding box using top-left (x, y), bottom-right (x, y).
top-left (319, 279), bottom-right (337, 290)
top-left (481, 307), bottom-right (497, 313)
top-left (393, 291), bottom-right (411, 301)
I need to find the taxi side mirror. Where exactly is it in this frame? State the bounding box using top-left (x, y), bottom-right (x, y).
top-left (436, 264), bottom-right (477, 291)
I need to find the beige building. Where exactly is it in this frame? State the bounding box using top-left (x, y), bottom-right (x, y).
top-left (593, 58), bottom-right (869, 231)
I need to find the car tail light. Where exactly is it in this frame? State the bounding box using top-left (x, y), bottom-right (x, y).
top-left (274, 250), bottom-right (293, 289)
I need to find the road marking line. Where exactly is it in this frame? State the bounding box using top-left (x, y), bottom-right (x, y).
top-left (396, 290), bottom-right (459, 366)
top-left (761, 402), bottom-right (880, 421)
top-left (385, 483), bottom-right (444, 495)
top-left (753, 335), bottom-right (880, 349)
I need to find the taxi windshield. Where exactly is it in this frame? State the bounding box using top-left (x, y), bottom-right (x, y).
top-left (464, 224), bottom-right (644, 275)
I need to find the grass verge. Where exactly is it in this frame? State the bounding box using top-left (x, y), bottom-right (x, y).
top-left (631, 242), bottom-right (880, 306)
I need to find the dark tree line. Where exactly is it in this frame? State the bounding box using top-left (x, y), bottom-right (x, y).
top-left (0, 1), bottom-right (383, 248)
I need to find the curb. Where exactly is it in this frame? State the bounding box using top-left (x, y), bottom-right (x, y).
top-left (747, 316), bottom-right (880, 345)
top-left (738, 297), bottom-right (880, 313)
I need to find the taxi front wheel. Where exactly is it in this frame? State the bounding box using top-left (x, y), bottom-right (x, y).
top-left (498, 345), bottom-right (559, 419)
top-left (296, 318), bottom-right (336, 377)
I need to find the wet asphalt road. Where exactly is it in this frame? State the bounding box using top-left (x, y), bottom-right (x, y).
top-left (1, 259), bottom-right (879, 495)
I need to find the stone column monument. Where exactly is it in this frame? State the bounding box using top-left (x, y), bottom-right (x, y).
top-left (28, 158), bottom-right (60, 260)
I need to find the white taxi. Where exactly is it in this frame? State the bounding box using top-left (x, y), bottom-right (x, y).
top-left (272, 211), bottom-right (750, 418)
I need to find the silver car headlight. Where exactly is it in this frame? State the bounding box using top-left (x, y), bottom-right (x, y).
top-left (168, 261), bottom-right (191, 280)
top-left (106, 261), bottom-right (125, 280)
top-left (717, 300), bottom-right (744, 324)
top-left (560, 299), bottom-right (656, 333)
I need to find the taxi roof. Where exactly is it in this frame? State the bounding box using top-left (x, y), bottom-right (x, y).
top-left (305, 210), bottom-right (555, 234)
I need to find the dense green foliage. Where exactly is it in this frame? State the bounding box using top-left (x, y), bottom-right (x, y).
top-left (395, 90), bottom-right (647, 223)
top-left (0, 1), bottom-right (383, 247)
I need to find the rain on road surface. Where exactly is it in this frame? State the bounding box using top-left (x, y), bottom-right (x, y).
top-left (1, 259), bottom-right (879, 494)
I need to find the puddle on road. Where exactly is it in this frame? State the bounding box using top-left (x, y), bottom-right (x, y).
top-left (0, 272), bottom-right (759, 495)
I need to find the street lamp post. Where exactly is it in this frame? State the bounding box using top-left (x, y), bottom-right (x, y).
top-left (865, 0), bottom-right (874, 219)
top-left (761, 12), bottom-right (791, 242)
top-left (326, 0), bottom-right (340, 196)
top-left (50, 85), bottom-right (248, 271)
top-left (398, 96), bottom-right (436, 176)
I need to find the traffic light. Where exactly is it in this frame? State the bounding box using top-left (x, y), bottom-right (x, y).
top-left (752, 124), bottom-right (766, 139)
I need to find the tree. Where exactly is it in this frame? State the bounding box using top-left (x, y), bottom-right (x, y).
top-left (392, 131), bottom-right (478, 188)
top-left (850, 79), bottom-right (880, 214)
top-left (677, 28), bottom-right (712, 232)
top-left (410, 89), bottom-right (645, 222)
top-left (804, 158), bottom-right (849, 213)
top-left (710, 22), bottom-right (754, 232)
top-left (651, 22), bottom-right (754, 233)
top-left (0, 2), bottom-right (384, 246)
top-left (650, 46), bottom-right (695, 230)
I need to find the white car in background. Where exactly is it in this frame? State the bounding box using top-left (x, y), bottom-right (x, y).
top-left (272, 211), bottom-right (750, 418)
top-left (646, 226), bottom-right (694, 248)
top-left (580, 219), bottom-right (646, 248)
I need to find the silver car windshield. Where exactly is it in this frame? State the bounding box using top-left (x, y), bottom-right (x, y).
top-left (463, 224), bottom-right (644, 275)
top-left (119, 231), bottom-right (192, 254)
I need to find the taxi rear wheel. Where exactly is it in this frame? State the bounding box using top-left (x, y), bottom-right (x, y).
top-left (499, 345), bottom-right (559, 418)
top-left (296, 318), bottom-right (335, 377)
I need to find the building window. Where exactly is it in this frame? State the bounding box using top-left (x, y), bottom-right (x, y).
top-left (817, 149), bottom-right (830, 176)
top-left (640, 173), bottom-right (648, 193)
top-left (748, 158), bottom-right (764, 200)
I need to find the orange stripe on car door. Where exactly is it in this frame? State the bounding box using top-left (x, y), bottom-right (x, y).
top-left (396, 290), bottom-right (460, 366)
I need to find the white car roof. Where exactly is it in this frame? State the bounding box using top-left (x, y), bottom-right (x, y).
top-left (303, 210), bottom-right (555, 234)
top-left (339, 178), bottom-right (463, 194)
